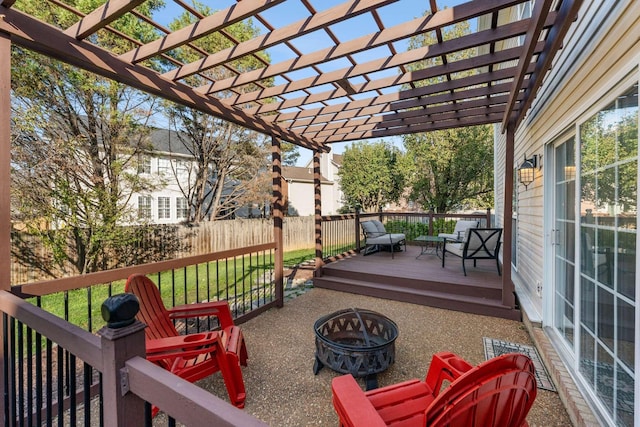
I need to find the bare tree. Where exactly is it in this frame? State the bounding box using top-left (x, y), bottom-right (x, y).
top-left (166, 109), bottom-right (271, 221)
top-left (163, 2), bottom-right (275, 222)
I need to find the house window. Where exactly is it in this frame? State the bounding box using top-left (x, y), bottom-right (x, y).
top-left (157, 158), bottom-right (170, 175)
top-left (174, 159), bottom-right (188, 173)
top-left (137, 156), bottom-right (151, 174)
top-left (158, 197), bottom-right (171, 220)
top-left (176, 197), bottom-right (189, 220)
top-left (138, 196), bottom-right (152, 219)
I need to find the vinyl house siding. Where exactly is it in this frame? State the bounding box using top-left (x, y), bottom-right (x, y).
top-left (510, 1), bottom-right (639, 318)
top-left (495, 2), bottom-right (639, 425)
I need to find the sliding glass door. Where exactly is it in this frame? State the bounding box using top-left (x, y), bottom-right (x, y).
top-left (576, 84), bottom-right (637, 426)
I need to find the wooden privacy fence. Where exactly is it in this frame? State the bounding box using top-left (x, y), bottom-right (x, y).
top-left (11, 217), bottom-right (315, 285)
top-left (142, 217), bottom-right (315, 254)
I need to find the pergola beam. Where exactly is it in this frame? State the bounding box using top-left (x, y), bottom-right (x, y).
top-left (515, 0), bottom-right (584, 127)
top-left (500, 0), bottom-right (552, 131)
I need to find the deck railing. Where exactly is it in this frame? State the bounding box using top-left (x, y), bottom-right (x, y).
top-left (319, 210), bottom-right (493, 262)
top-left (0, 290), bottom-right (267, 426)
top-left (321, 214), bottom-right (358, 260)
top-left (3, 243), bottom-right (278, 426)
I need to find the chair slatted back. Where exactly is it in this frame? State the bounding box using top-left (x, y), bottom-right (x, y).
top-left (465, 228), bottom-right (502, 258)
top-left (426, 353), bottom-right (537, 427)
top-left (125, 274), bottom-right (179, 340)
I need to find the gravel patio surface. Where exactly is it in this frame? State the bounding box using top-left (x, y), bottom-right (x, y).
top-left (195, 286), bottom-right (571, 426)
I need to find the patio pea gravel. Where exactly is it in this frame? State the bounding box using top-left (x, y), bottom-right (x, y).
top-left (193, 287), bottom-right (572, 426)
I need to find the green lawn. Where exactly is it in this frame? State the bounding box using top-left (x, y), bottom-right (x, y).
top-left (33, 248), bottom-right (316, 332)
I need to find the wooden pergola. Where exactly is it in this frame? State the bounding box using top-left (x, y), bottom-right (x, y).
top-left (0, 0), bottom-right (582, 307)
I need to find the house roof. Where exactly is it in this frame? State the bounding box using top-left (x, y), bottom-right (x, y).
top-left (0, 0), bottom-right (582, 150)
top-left (149, 128), bottom-right (193, 157)
top-left (282, 166), bottom-right (331, 183)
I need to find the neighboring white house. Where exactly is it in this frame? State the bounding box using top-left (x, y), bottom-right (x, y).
top-left (129, 128), bottom-right (193, 225)
top-left (493, 2), bottom-right (638, 426)
top-left (133, 129), bottom-right (348, 222)
top-left (309, 152), bottom-right (344, 213)
top-left (282, 152), bottom-right (344, 216)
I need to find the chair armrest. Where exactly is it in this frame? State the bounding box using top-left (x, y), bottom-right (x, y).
top-left (365, 231), bottom-right (386, 238)
top-left (145, 332), bottom-right (221, 362)
top-left (425, 352), bottom-right (474, 396)
top-left (331, 375), bottom-right (387, 427)
top-left (167, 300), bottom-right (235, 329)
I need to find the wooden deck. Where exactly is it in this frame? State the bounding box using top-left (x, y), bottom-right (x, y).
top-left (313, 243), bottom-right (521, 320)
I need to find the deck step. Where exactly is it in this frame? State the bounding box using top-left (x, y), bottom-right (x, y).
top-left (319, 264), bottom-right (502, 300)
top-left (312, 276), bottom-right (520, 321)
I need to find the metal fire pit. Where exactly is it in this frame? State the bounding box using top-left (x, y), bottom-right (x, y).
top-left (313, 308), bottom-right (398, 390)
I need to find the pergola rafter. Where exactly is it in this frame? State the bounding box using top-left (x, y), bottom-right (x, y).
top-left (161, 0), bottom-right (397, 82)
top-left (282, 64), bottom-right (535, 131)
top-left (64, 0), bottom-right (147, 40)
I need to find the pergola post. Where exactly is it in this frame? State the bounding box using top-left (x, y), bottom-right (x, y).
top-left (502, 122), bottom-right (516, 308)
top-left (0, 32), bottom-right (11, 291)
top-left (313, 151), bottom-right (324, 277)
top-left (271, 136), bottom-right (284, 308)
top-left (0, 32), bottom-right (11, 425)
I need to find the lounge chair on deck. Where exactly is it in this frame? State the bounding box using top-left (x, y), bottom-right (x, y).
top-left (443, 228), bottom-right (503, 276)
top-left (438, 219), bottom-right (479, 242)
top-left (361, 220), bottom-right (406, 259)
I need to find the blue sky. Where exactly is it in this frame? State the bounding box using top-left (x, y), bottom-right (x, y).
top-left (153, 0), bottom-right (472, 165)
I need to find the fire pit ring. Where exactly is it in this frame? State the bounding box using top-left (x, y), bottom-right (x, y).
top-left (313, 308), bottom-right (398, 389)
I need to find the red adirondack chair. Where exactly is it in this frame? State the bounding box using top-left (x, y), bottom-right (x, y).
top-left (125, 274), bottom-right (248, 415)
top-left (332, 352), bottom-right (537, 427)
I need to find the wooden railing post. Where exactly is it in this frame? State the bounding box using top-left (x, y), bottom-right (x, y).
top-left (486, 208), bottom-right (492, 227)
top-left (428, 209), bottom-right (434, 236)
top-left (355, 208), bottom-right (361, 252)
top-left (98, 294), bottom-right (147, 427)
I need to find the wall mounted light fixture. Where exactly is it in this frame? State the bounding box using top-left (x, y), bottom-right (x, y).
top-left (518, 154), bottom-right (538, 188)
